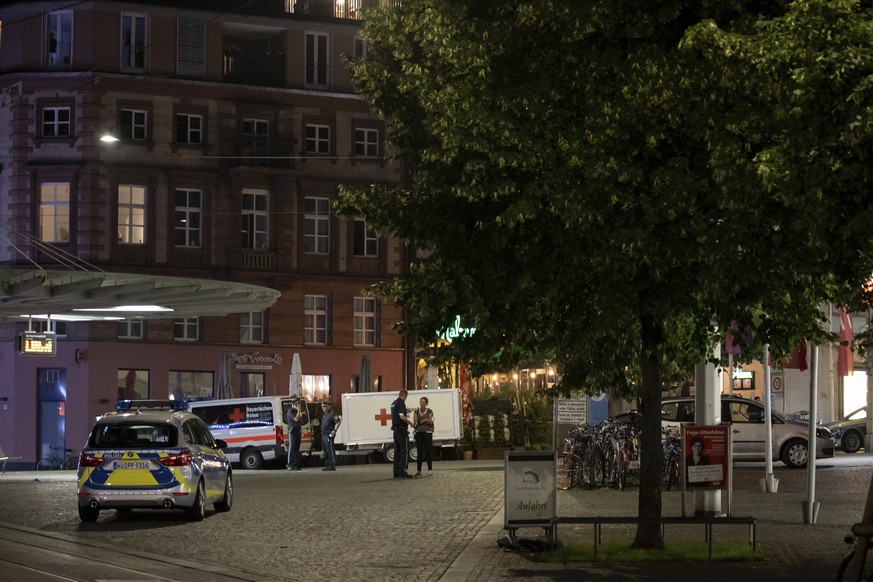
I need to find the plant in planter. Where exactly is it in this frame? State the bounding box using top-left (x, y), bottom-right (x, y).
top-left (491, 412), bottom-right (508, 447)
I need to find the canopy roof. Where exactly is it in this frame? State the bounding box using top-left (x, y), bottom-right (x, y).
top-left (0, 268), bottom-right (281, 322)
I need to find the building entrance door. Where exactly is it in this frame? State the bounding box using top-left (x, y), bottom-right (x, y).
top-left (38, 367), bottom-right (68, 463)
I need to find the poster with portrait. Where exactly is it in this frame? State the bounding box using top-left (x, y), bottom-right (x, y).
top-left (682, 425), bottom-right (730, 489)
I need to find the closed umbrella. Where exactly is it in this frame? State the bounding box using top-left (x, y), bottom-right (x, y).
top-left (359, 354), bottom-right (374, 392)
top-left (426, 365), bottom-right (439, 390)
top-left (217, 351), bottom-right (233, 399)
top-left (290, 353), bottom-right (303, 397)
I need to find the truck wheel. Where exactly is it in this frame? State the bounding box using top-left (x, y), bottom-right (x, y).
top-left (240, 448), bottom-right (264, 470)
top-left (409, 445), bottom-right (418, 462)
top-left (383, 445), bottom-right (395, 463)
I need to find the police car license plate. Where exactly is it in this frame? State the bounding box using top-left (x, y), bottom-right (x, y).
top-left (113, 461), bottom-right (150, 470)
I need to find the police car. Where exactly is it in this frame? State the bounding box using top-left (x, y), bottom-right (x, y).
top-left (77, 399), bottom-right (233, 522)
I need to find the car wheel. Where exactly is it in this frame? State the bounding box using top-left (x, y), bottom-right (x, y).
top-left (240, 448), bottom-right (264, 470)
top-left (383, 445), bottom-right (395, 463)
top-left (78, 505), bottom-right (99, 522)
top-left (186, 480), bottom-right (205, 522)
top-left (213, 474), bottom-right (233, 513)
top-left (842, 429), bottom-right (864, 454)
top-left (780, 438), bottom-right (809, 468)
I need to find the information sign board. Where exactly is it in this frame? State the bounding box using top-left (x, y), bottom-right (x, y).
top-left (504, 451), bottom-right (556, 529)
top-left (556, 399), bottom-right (587, 424)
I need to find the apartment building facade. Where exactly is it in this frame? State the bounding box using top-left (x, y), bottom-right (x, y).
top-left (0, 0), bottom-right (410, 467)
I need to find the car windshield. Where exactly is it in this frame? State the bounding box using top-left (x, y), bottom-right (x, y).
top-left (845, 407), bottom-right (867, 421)
top-left (89, 422), bottom-right (178, 448)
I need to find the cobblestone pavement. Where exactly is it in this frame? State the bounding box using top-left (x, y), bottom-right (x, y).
top-left (0, 455), bottom-right (871, 581)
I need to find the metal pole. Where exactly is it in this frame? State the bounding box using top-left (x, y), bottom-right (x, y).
top-left (761, 344), bottom-right (779, 493)
top-left (803, 345), bottom-right (820, 524)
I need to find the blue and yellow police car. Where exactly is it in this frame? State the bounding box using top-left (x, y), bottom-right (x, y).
top-left (77, 399), bottom-right (233, 522)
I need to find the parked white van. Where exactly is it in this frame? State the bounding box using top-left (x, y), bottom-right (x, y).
top-left (187, 396), bottom-right (313, 469)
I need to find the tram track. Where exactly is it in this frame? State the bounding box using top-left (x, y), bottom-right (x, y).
top-left (0, 523), bottom-right (263, 582)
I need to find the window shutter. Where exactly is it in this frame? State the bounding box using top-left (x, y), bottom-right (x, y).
top-left (177, 17), bottom-right (205, 79)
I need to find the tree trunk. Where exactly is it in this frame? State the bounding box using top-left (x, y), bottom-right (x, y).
top-left (631, 312), bottom-right (665, 550)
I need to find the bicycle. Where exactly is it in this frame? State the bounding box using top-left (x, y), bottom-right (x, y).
top-left (557, 426), bottom-right (587, 490)
top-left (662, 425), bottom-right (681, 490)
top-left (37, 446), bottom-right (77, 470)
top-left (837, 466), bottom-right (873, 581)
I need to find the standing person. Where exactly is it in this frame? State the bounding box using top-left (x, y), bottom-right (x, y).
top-left (285, 398), bottom-right (303, 471)
top-left (320, 400), bottom-right (340, 471)
top-left (413, 396), bottom-right (435, 478)
top-left (391, 389), bottom-right (414, 479)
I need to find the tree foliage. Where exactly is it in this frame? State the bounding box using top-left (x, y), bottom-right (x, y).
top-left (337, 0), bottom-right (873, 548)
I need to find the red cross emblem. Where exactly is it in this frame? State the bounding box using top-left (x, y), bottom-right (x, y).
top-left (229, 407), bottom-right (246, 423)
top-left (374, 408), bottom-right (391, 426)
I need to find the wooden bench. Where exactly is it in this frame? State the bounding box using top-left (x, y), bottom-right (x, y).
top-left (0, 445), bottom-right (23, 474)
top-left (554, 515), bottom-right (757, 559)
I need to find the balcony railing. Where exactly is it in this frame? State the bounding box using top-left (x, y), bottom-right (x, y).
top-left (286, 0), bottom-right (402, 20)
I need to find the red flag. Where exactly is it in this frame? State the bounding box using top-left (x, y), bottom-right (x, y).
top-left (783, 339), bottom-right (808, 371)
top-left (838, 308), bottom-right (854, 376)
top-left (725, 321), bottom-right (741, 355)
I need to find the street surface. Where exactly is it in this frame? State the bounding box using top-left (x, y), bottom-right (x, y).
top-left (0, 455), bottom-right (871, 581)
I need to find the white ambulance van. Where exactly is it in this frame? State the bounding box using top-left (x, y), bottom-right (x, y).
top-left (187, 396), bottom-right (313, 469)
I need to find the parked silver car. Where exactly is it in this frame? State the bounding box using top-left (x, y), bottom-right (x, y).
top-left (661, 395), bottom-right (835, 468)
top-left (77, 399), bottom-right (233, 522)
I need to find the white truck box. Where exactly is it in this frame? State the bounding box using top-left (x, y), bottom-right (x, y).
top-left (337, 389), bottom-right (462, 462)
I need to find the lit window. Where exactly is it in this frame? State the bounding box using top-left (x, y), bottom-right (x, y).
top-left (39, 182), bottom-right (70, 242)
top-left (118, 185), bottom-right (146, 245)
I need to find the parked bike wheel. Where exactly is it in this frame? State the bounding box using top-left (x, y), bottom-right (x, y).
top-left (665, 457), bottom-right (680, 491)
top-left (616, 454), bottom-right (628, 491)
top-left (836, 549), bottom-right (873, 582)
top-left (36, 458), bottom-right (54, 471)
top-left (557, 453), bottom-right (582, 490)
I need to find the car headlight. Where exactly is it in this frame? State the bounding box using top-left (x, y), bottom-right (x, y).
top-left (816, 426), bottom-right (833, 440)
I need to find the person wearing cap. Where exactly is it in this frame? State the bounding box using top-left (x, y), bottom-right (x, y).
top-left (390, 389), bottom-right (414, 479)
top-left (320, 400), bottom-right (340, 471)
top-left (285, 398), bottom-right (304, 471)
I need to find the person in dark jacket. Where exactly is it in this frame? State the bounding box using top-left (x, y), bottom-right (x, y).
top-left (285, 398), bottom-right (304, 471)
top-left (320, 401), bottom-right (340, 471)
top-left (391, 390), bottom-right (414, 479)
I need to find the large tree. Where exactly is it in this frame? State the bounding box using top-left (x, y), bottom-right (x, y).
top-left (337, 0), bottom-right (873, 548)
